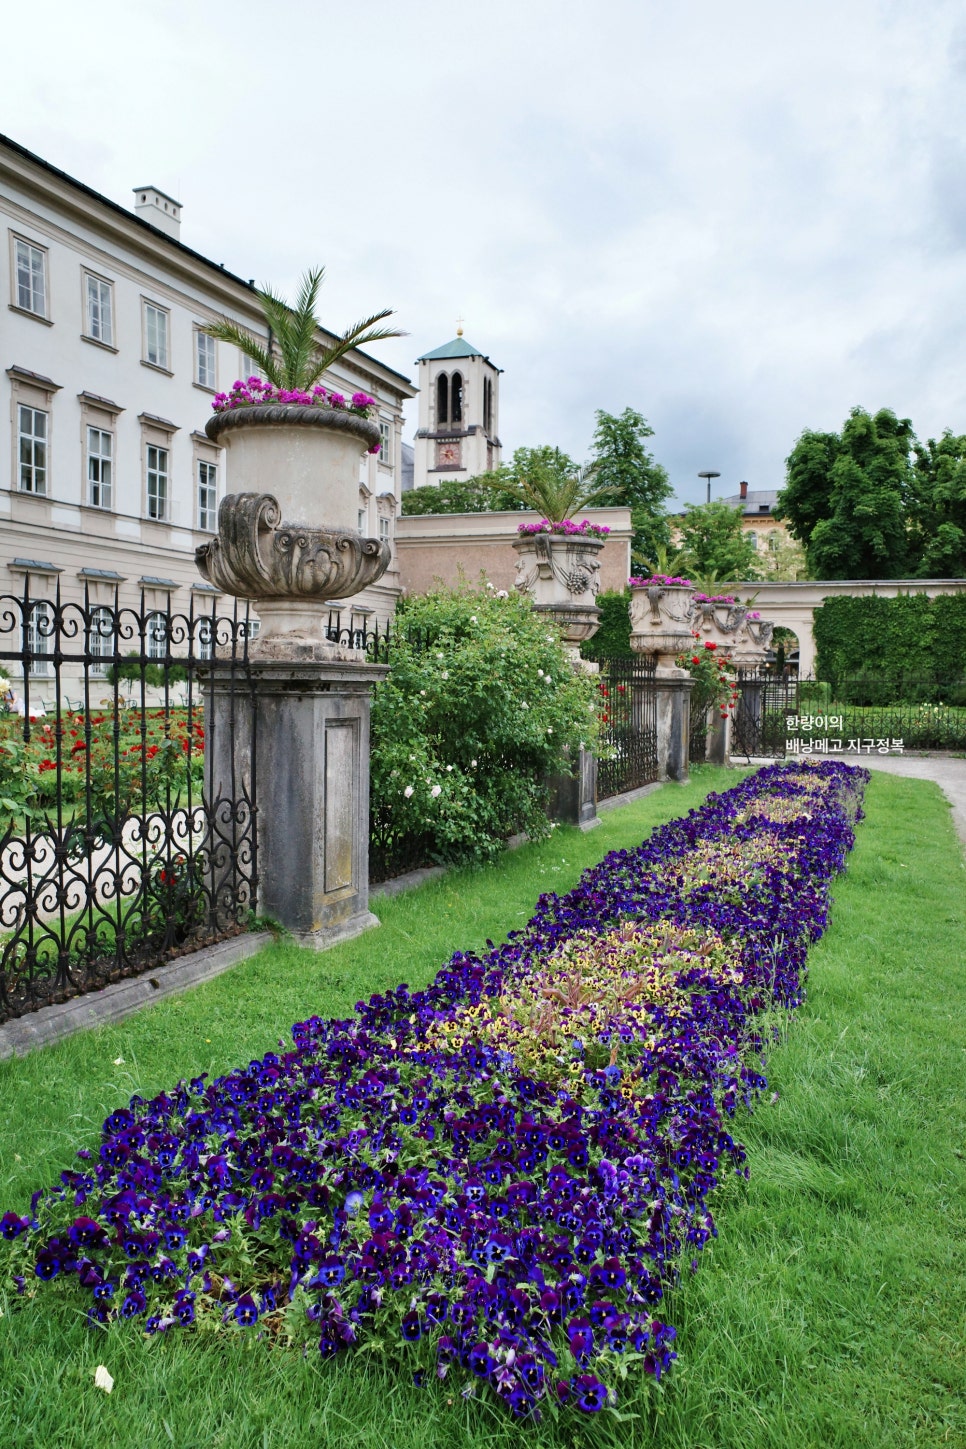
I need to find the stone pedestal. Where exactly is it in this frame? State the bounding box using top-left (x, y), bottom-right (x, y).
top-left (705, 708), bottom-right (731, 765)
top-left (654, 671), bottom-right (695, 782)
top-left (545, 747), bottom-right (599, 830)
top-left (205, 654), bottom-right (388, 949)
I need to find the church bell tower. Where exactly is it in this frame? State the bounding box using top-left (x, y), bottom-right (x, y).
top-left (412, 327), bottom-right (502, 491)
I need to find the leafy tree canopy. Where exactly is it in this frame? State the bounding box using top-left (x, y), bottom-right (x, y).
top-left (589, 408), bottom-right (673, 561)
top-left (777, 407), bottom-right (918, 579)
top-left (677, 500), bottom-right (761, 582)
top-left (910, 430), bottom-right (966, 577)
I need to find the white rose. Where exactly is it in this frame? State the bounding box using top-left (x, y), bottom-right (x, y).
top-left (547, 727), bottom-right (553, 734)
top-left (430, 784), bottom-right (442, 797)
top-left (446, 764), bottom-right (453, 771)
top-left (441, 671), bottom-right (449, 680)
top-left (403, 786), bottom-right (414, 797)
top-left (496, 589), bottom-right (508, 598)
top-left (471, 759), bottom-right (477, 767)
top-left (537, 669), bottom-right (544, 678)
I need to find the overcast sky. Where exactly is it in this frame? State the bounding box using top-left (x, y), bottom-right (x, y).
top-left (5, 0), bottom-right (966, 505)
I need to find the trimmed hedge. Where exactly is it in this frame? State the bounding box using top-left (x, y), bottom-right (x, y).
top-left (580, 589), bottom-right (632, 660)
top-left (813, 594), bottom-right (966, 696)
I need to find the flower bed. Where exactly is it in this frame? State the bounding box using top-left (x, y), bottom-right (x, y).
top-left (212, 378), bottom-right (376, 418)
top-left (0, 762), bottom-right (866, 1421)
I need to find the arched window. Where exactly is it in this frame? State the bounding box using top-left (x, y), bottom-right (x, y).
top-left (451, 371), bottom-right (463, 423)
top-left (746, 531), bottom-right (758, 551)
top-left (436, 372), bottom-right (449, 426)
top-left (483, 376), bottom-right (492, 433)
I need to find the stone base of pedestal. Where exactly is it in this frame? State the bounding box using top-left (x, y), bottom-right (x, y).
top-left (545, 747), bottom-right (598, 829)
top-left (205, 654), bottom-right (387, 950)
top-left (705, 709), bottom-right (731, 765)
top-left (654, 668), bottom-right (694, 782)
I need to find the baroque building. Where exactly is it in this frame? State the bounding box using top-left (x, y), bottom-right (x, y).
top-left (0, 133), bottom-right (416, 694)
top-left (411, 331), bottom-right (501, 490)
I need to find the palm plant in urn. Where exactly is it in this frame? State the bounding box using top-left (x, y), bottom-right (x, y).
top-left (488, 457), bottom-right (615, 653)
top-left (196, 267), bottom-right (405, 653)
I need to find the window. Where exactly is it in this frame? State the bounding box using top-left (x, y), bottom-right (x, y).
top-left (144, 302), bottom-right (169, 369)
top-left (146, 444), bottom-right (168, 519)
top-left (241, 351), bottom-right (260, 380)
top-left (88, 606), bottom-right (114, 676)
top-left (379, 517), bottom-right (391, 543)
top-left (483, 376), bottom-right (493, 433)
top-left (85, 274), bottom-right (113, 345)
top-left (15, 238), bottom-right (47, 317)
top-left (436, 372), bottom-right (449, 426)
top-left (146, 612), bottom-right (167, 660)
top-left (196, 329), bottom-right (216, 388)
top-left (18, 406), bottom-right (48, 494)
top-left (746, 530), bottom-right (758, 551)
top-left (26, 601), bottom-right (53, 676)
top-left (87, 426), bottom-right (113, 509)
top-left (768, 532), bottom-right (781, 552)
top-left (379, 419), bottom-right (392, 465)
top-left (451, 371), bottom-right (463, 423)
top-left (197, 460), bottom-right (218, 531)
top-left (358, 508), bottom-right (367, 533)
top-left (196, 615), bottom-right (213, 661)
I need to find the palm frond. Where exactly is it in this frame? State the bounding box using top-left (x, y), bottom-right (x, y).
top-left (201, 318), bottom-right (279, 386)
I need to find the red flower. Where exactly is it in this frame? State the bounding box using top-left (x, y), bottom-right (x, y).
top-left (691, 656), bottom-right (701, 665)
top-left (704, 641), bottom-right (717, 650)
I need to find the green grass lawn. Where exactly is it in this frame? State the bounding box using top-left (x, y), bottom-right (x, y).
top-left (0, 765), bottom-right (964, 1449)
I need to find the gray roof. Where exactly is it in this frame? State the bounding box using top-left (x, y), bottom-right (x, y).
top-left (723, 489), bottom-right (779, 515)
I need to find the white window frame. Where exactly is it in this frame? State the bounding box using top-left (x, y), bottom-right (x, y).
top-left (26, 601), bottom-right (54, 676)
top-left (195, 328), bottom-right (217, 389)
top-left (85, 273), bottom-right (114, 346)
top-left (143, 301), bottom-right (170, 370)
top-left (378, 419), bottom-right (392, 466)
top-left (379, 516), bottom-right (391, 543)
top-left (14, 237), bottom-right (47, 318)
top-left (358, 508), bottom-right (367, 534)
top-left (197, 459), bottom-right (218, 531)
top-left (18, 405), bottom-right (48, 494)
top-left (146, 612), bottom-right (168, 660)
top-left (88, 605), bottom-right (115, 677)
top-left (86, 425), bottom-right (113, 509)
top-left (146, 443), bottom-right (169, 520)
top-left (241, 351), bottom-right (260, 381)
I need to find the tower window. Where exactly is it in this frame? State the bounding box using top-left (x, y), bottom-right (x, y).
top-left (436, 372), bottom-right (449, 426)
top-left (451, 371), bottom-right (463, 423)
top-left (483, 376), bottom-right (493, 433)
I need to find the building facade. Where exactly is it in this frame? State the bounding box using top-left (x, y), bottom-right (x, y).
top-left (411, 333), bottom-right (502, 490)
top-left (0, 134), bottom-right (416, 693)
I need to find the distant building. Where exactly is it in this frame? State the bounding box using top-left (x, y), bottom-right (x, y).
top-left (720, 481), bottom-right (789, 555)
top-left (412, 331), bottom-right (502, 490)
top-left (0, 132), bottom-right (416, 692)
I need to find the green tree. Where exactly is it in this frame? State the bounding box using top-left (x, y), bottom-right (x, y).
top-left (677, 500), bottom-right (761, 581)
top-left (400, 477), bottom-right (505, 515)
top-left (910, 430), bottom-right (966, 577)
top-left (474, 445), bottom-right (613, 521)
top-left (203, 266), bottom-right (404, 391)
top-left (777, 408), bottom-right (914, 578)
top-left (589, 408), bottom-right (673, 560)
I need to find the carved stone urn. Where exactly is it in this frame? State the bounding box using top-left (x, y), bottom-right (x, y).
top-left (628, 581), bottom-right (696, 671)
top-left (512, 531), bottom-right (604, 657)
top-left (731, 616), bottom-right (775, 670)
top-left (197, 406), bottom-right (390, 655)
top-left (689, 595), bottom-right (748, 657)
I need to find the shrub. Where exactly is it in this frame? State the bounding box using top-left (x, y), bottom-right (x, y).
top-left (580, 589), bottom-right (632, 661)
top-left (369, 585), bottom-right (599, 868)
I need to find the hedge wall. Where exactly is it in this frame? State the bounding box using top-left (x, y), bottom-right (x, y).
top-left (813, 594), bottom-right (966, 696)
top-left (581, 589), bottom-right (632, 660)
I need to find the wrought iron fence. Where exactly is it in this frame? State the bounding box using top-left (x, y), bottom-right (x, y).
top-left (597, 656), bottom-right (659, 798)
top-left (0, 584), bottom-right (257, 1022)
top-left (731, 671), bottom-right (966, 758)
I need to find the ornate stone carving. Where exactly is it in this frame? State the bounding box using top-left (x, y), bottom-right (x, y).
top-left (689, 597), bottom-right (748, 653)
top-left (195, 492), bottom-right (391, 601)
top-left (512, 534), bottom-right (603, 609)
top-left (629, 582), bottom-right (696, 668)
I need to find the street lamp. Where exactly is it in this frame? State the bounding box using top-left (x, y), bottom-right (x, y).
top-left (697, 470), bottom-right (721, 505)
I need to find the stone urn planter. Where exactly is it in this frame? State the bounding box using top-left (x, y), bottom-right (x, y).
top-left (731, 615), bottom-right (775, 670)
top-left (197, 406), bottom-right (390, 654)
top-left (689, 594), bottom-right (748, 657)
top-left (512, 529), bottom-right (604, 657)
top-left (628, 579), bottom-right (696, 671)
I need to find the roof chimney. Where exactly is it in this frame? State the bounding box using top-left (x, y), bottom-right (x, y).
top-left (133, 186), bottom-right (182, 240)
top-left (739, 480), bottom-right (748, 501)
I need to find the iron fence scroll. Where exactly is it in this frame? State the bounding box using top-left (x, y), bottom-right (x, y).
top-left (0, 583), bottom-right (257, 1022)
